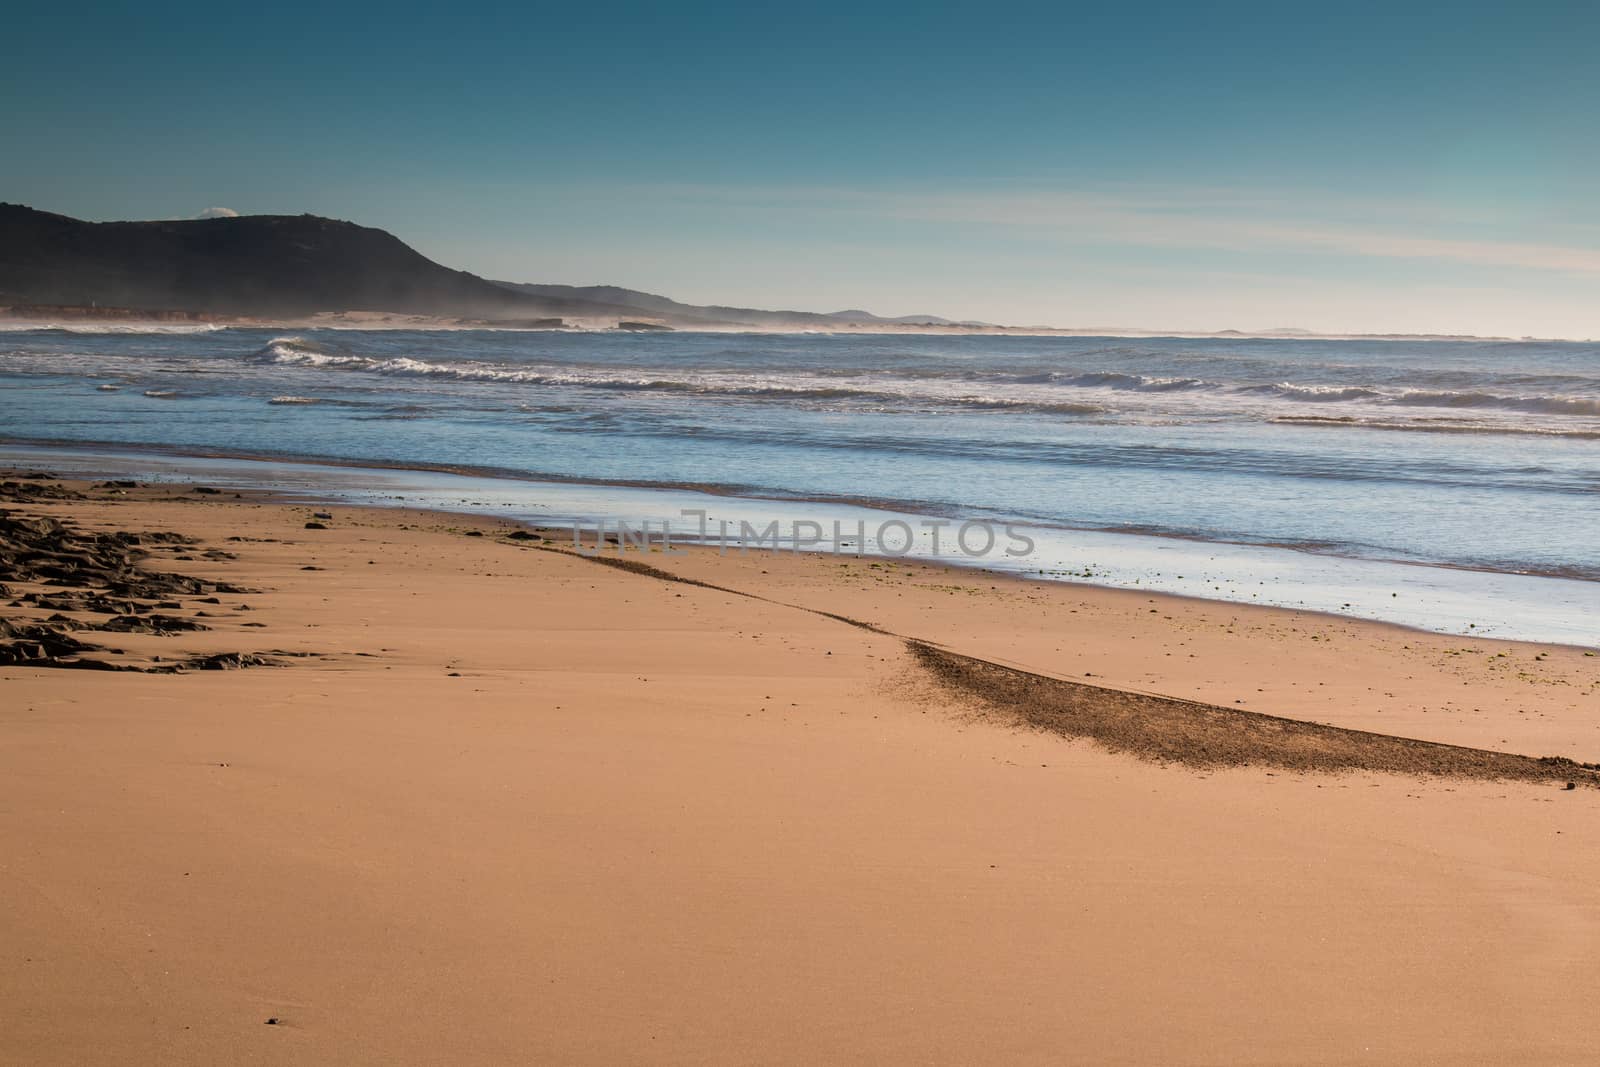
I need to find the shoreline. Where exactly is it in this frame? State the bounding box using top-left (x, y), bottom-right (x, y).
top-left (4, 438), bottom-right (1597, 648)
top-left (12, 429), bottom-right (1595, 581)
top-left (7, 467), bottom-right (1599, 760)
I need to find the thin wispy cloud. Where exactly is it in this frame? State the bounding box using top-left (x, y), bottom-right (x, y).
top-left (647, 183), bottom-right (1600, 277)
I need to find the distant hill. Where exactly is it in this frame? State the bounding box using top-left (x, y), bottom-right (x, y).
top-left (0, 204), bottom-right (647, 321)
top-left (0, 204), bottom-right (967, 328)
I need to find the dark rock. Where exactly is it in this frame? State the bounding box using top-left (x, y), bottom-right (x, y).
top-left (0, 620), bottom-right (116, 666)
top-left (100, 613), bottom-right (211, 634)
top-left (0, 479), bottom-right (87, 503)
top-left (140, 530), bottom-right (199, 544)
top-left (184, 652), bottom-right (276, 670)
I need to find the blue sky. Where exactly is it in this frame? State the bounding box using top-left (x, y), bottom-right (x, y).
top-left (5, 1), bottom-right (1598, 335)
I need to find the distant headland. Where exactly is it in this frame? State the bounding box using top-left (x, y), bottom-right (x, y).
top-left (0, 204), bottom-right (1529, 339)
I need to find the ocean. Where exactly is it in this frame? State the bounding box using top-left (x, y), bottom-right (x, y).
top-left (3, 325), bottom-right (1597, 643)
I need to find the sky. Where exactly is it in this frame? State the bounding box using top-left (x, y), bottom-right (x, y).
top-left (4, 1), bottom-right (1598, 336)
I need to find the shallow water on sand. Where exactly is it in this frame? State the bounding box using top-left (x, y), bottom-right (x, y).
top-left (4, 444), bottom-right (1596, 648)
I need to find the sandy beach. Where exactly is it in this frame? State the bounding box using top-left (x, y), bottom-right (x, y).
top-left (3, 472), bottom-right (1598, 1065)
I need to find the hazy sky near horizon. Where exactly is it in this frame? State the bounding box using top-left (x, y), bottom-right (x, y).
top-left (5, 1), bottom-right (1598, 336)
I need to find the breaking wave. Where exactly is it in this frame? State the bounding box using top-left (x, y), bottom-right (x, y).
top-left (1245, 382), bottom-right (1598, 414)
top-left (251, 337), bottom-right (374, 369)
top-left (1389, 390), bottom-right (1600, 417)
top-left (1271, 415), bottom-right (1600, 440)
top-left (2, 323), bottom-right (226, 335)
top-left (247, 340), bottom-right (1107, 415)
top-left (1246, 383), bottom-right (1385, 402)
top-left (246, 338), bottom-right (1599, 420)
top-left (1043, 371), bottom-right (1211, 391)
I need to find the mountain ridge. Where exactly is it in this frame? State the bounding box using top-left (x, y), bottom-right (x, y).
top-left (0, 204), bottom-right (959, 328)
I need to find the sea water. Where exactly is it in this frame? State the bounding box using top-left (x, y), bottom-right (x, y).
top-left (2, 326), bottom-right (1596, 643)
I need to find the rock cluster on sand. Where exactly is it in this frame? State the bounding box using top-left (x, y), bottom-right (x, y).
top-left (0, 474), bottom-right (279, 672)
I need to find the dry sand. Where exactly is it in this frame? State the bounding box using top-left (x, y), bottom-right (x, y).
top-left (2, 477), bottom-right (1598, 1064)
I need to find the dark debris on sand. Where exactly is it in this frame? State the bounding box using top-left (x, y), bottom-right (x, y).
top-left (0, 473), bottom-right (285, 673)
top-left (0, 477), bottom-right (88, 503)
top-left (908, 641), bottom-right (1600, 787)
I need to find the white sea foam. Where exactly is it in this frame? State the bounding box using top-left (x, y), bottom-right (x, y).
top-left (0, 323), bottom-right (225, 335)
top-left (249, 342), bottom-right (1112, 413)
top-left (253, 337), bottom-right (374, 368)
top-left (245, 338), bottom-right (1600, 421)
